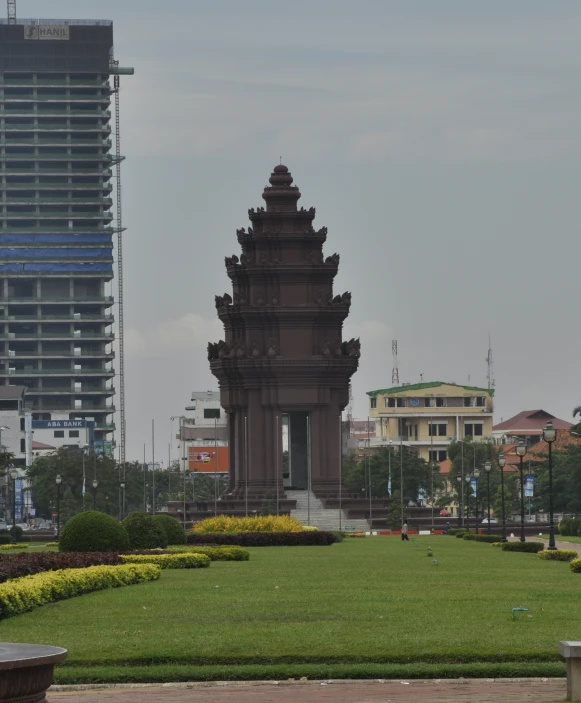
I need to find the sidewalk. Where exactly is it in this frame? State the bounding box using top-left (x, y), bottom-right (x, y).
top-left (507, 533), bottom-right (581, 555)
top-left (48, 678), bottom-right (567, 703)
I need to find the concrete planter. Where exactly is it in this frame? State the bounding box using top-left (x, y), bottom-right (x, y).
top-left (0, 643), bottom-right (67, 702)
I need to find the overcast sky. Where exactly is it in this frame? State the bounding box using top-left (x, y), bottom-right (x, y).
top-left (22, 0), bottom-right (581, 462)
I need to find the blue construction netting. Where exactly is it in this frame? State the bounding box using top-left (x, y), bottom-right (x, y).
top-left (0, 234), bottom-right (112, 245)
top-left (0, 248), bottom-right (112, 258)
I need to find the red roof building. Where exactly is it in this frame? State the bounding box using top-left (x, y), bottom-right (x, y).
top-left (493, 409), bottom-right (571, 446)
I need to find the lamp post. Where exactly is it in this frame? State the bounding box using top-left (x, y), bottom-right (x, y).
top-left (92, 479), bottom-right (98, 510)
top-left (9, 468), bottom-right (17, 542)
top-left (473, 467), bottom-right (480, 532)
top-left (516, 440), bottom-right (527, 542)
top-left (498, 453), bottom-right (507, 542)
top-left (182, 457), bottom-right (187, 527)
top-left (484, 460), bottom-right (492, 533)
top-left (456, 475), bottom-right (462, 527)
top-left (119, 482), bottom-right (125, 521)
top-left (464, 474), bottom-right (471, 530)
top-left (55, 474), bottom-right (62, 538)
top-left (542, 420), bottom-right (557, 550)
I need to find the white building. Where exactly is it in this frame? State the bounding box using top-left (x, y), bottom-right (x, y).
top-left (176, 391), bottom-right (228, 475)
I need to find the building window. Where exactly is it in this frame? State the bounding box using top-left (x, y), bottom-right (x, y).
top-left (429, 449), bottom-right (447, 462)
top-left (54, 430), bottom-right (64, 438)
top-left (424, 398), bottom-right (435, 407)
top-left (69, 430), bottom-right (79, 438)
top-left (20, 438), bottom-right (25, 453)
top-left (370, 397), bottom-right (377, 409)
top-left (476, 396), bottom-right (485, 407)
top-left (436, 397), bottom-right (446, 407)
top-left (429, 423), bottom-right (447, 437)
top-left (464, 397), bottom-right (472, 407)
top-left (203, 408), bottom-right (220, 419)
top-left (396, 398), bottom-right (406, 407)
top-left (20, 418), bottom-right (25, 431)
top-left (464, 423), bottom-right (483, 437)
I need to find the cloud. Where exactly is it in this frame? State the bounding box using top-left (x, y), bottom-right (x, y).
top-left (126, 314), bottom-right (222, 359)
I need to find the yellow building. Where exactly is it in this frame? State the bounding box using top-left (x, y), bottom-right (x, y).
top-left (366, 382), bottom-right (494, 463)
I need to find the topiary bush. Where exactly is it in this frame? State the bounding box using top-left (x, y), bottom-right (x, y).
top-left (455, 530), bottom-right (469, 538)
top-left (538, 549), bottom-right (578, 562)
top-left (152, 514), bottom-right (186, 545)
top-left (0, 531), bottom-right (11, 545)
top-left (501, 541), bottom-right (544, 553)
top-left (570, 558), bottom-right (581, 573)
top-left (59, 510), bottom-right (130, 553)
top-left (122, 512), bottom-right (168, 550)
top-left (463, 533), bottom-right (503, 543)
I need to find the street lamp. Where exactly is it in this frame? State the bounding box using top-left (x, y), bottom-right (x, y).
top-left (9, 468), bottom-right (17, 543)
top-left (542, 420), bottom-right (557, 550)
top-left (55, 475), bottom-right (62, 539)
top-left (498, 453), bottom-right (507, 542)
top-left (473, 467), bottom-right (480, 532)
top-left (465, 474), bottom-right (471, 530)
top-left (92, 479), bottom-right (98, 510)
top-left (484, 460), bottom-right (492, 534)
top-left (119, 482), bottom-right (125, 521)
top-left (456, 475), bottom-right (463, 527)
top-left (516, 439), bottom-right (527, 542)
top-left (182, 457), bottom-right (188, 528)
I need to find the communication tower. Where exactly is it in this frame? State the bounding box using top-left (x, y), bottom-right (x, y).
top-left (391, 340), bottom-right (400, 386)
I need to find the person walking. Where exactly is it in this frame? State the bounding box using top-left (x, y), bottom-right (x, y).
top-left (401, 522), bottom-right (409, 541)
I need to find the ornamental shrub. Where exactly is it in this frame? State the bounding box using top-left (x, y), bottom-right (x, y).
top-left (463, 533), bottom-right (503, 543)
top-left (538, 549), bottom-right (578, 562)
top-left (191, 514), bottom-right (303, 534)
top-left (302, 526), bottom-right (319, 531)
top-left (179, 546), bottom-right (250, 561)
top-left (570, 559), bottom-right (581, 573)
top-left (0, 544), bottom-right (28, 551)
top-left (559, 519), bottom-right (572, 536)
top-left (491, 542), bottom-right (503, 547)
top-left (0, 551), bottom-right (122, 583)
top-left (187, 531), bottom-right (336, 547)
top-left (0, 563), bottom-right (160, 620)
top-left (455, 530), bottom-right (469, 538)
top-left (122, 512), bottom-right (168, 550)
top-left (120, 553), bottom-right (210, 569)
top-left (59, 510), bottom-right (130, 553)
top-left (8, 526), bottom-right (23, 542)
top-left (0, 531), bottom-right (10, 545)
top-left (329, 531), bottom-right (345, 543)
top-left (573, 519), bottom-right (581, 537)
top-left (501, 541), bottom-right (545, 553)
top-left (152, 514), bottom-right (186, 545)
top-left (344, 533), bottom-right (366, 538)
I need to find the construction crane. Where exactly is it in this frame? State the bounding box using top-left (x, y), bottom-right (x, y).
top-left (7, 0), bottom-right (16, 24)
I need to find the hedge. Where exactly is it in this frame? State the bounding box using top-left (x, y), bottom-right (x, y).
top-left (538, 549), bottom-right (578, 562)
top-left (122, 512), bottom-right (167, 550)
top-left (152, 514), bottom-right (186, 545)
top-left (463, 533), bottom-right (502, 543)
top-left (501, 541), bottom-right (545, 553)
top-left (0, 544), bottom-right (28, 551)
top-left (120, 553), bottom-right (210, 569)
top-left (0, 552), bottom-right (122, 583)
top-left (167, 545), bottom-right (250, 561)
top-left (446, 528), bottom-right (465, 536)
top-left (0, 563), bottom-right (160, 620)
top-left (59, 511), bottom-right (130, 553)
top-left (570, 559), bottom-right (581, 573)
top-left (187, 531), bottom-right (336, 547)
top-left (455, 531), bottom-right (470, 538)
top-left (191, 514), bottom-right (304, 534)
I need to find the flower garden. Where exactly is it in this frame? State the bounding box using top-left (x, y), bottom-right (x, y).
top-left (1, 514), bottom-right (581, 683)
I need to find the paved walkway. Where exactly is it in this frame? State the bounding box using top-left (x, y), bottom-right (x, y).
top-left (507, 534), bottom-right (581, 555)
top-left (48, 679), bottom-right (567, 703)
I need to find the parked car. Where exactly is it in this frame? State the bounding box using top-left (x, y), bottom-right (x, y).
top-left (481, 518), bottom-right (498, 524)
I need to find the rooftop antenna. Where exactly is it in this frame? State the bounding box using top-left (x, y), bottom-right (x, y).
top-left (486, 334), bottom-right (495, 389)
top-left (7, 0), bottom-right (16, 23)
top-left (391, 340), bottom-right (400, 386)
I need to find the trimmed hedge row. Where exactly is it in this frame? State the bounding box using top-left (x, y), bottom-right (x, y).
top-left (167, 546), bottom-right (250, 561)
top-left (0, 563), bottom-right (160, 619)
top-left (501, 541), bottom-right (544, 553)
top-left (192, 515), bottom-right (304, 534)
top-left (0, 551), bottom-right (123, 583)
top-left (0, 544), bottom-right (28, 551)
top-left (463, 533), bottom-right (503, 543)
top-left (538, 549), bottom-right (578, 562)
top-left (120, 553), bottom-right (210, 569)
top-left (186, 531), bottom-right (337, 547)
top-left (559, 518), bottom-right (581, 536)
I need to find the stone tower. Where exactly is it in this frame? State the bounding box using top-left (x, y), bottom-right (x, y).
top-left (208, 164), bottom-right (359, 501)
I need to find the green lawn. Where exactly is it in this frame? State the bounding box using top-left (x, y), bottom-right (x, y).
top-left (0, 537), bottom-right (577, 682)
top-left (543, 534), bottom-right (581, 545)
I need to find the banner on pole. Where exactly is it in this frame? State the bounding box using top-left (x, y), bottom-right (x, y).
top-left (470, 477), bottom-right (478, 496)
top-left (524, 474), bottom-right (534, 498)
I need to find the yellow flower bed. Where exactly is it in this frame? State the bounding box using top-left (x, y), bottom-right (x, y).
top-left (191, 514), bottom-right (303, 533)
top-left (167, 545), bottom-right (250, 561)
top-left (120, 553), bottom-right (210, 569)
top-left (0, 544), bottom-right (29, 551)
top-left (44, 542), bottom-right (59, 548)
top-left (0, 563), bottom-right (160, 620)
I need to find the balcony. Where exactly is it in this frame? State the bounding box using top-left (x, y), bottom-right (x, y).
top-left (0, 351), bottom-right (115, 359)
top-left (0, 368), bottom-right (114, 376)
top-left (0, 332), bottom-right (114, 341)
top-left (3, 197), bottom-right (113, 206)
top-left (3, 296), bottom-right (114, 304)
top-left (1, 212), bottom-right (113, 220)
top-left (0, 153), bottom-right (122, 162)
top-left (1, 313), bottom-right (115, 322)
top-left (0, 109), bottom-right (111, 117)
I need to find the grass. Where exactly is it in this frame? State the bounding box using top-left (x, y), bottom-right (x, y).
top-left (0, 537), bottom-right (576, 682)
top-left (543, 534), bottom-right (581, 544)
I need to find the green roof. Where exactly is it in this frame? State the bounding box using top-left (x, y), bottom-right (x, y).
top-left (367, 381), bottom-right (495, 397)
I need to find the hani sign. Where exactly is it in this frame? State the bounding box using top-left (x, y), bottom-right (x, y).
top-left (32, 420), bottom-right (94, 429)
top-left (24, 24), bottom-right (70, 40)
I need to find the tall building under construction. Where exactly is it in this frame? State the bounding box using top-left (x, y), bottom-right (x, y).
top-left (0, 17), bottom-right (132, 455)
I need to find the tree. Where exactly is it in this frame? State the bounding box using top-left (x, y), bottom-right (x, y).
top-left (385, 489), bottom-right (403, 528)
top-left (60, 487), bottom-right (80, 526)
top-left (260, 492), bottom-right (278, 516)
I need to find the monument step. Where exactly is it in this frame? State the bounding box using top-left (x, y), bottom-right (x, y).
top-left (286, 489), bottom-right (370, 532)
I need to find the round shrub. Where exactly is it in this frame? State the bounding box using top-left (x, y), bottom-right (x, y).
top-left (122, 512), bottom-right (168, 550)
top-left (152, 514), bottom-right (186, 545)
top-left (559, 519), bottom-right (572, 536)
top-left (570, 558), bottom-right (581, 573)
top-left (538, 549), bottom-right (578, 562)
top-left (59, 511), bottom-right (130, 553)
top-left (0, 530), bottom-right (11, 545)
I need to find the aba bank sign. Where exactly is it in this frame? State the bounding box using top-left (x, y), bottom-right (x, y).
top-left (32, 420), bottom-right (94, 429)
top-left (24, 24), bottom-right (70, 41)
